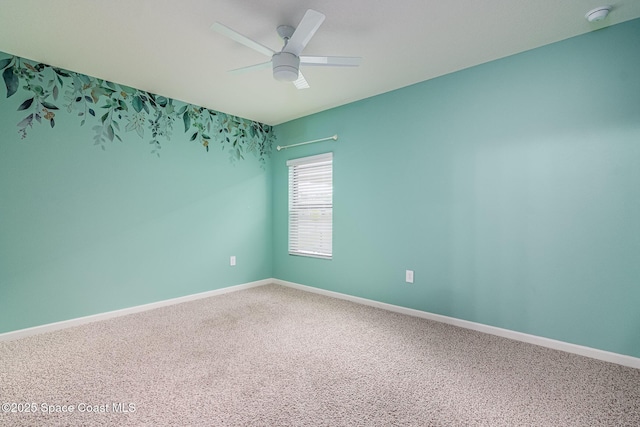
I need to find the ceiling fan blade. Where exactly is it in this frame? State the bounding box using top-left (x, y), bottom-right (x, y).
top-left (300, 56), bottom-right (362, 67)
top-left (292, 72), bottom-right (310, 89)
top-left (284, 9), bottom-right (325, 56)
top-left (212, 22), bottom-right (275, 57)
top-left (229, 61), bottom-right (272, 75)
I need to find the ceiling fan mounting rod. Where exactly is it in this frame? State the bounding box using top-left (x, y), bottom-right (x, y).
top-left (277, 25), bottom-right (295, 41)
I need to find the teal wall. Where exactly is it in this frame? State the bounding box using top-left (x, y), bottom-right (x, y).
top-left (272, 19), bottom-right (640, 358)
top-left (0, 54), bottom-right (273, 333)
top-left (2, 20), bottom-right (639, 360)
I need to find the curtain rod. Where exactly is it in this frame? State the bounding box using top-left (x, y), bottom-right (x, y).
top-left (276, 134), bottom-right (338, 151)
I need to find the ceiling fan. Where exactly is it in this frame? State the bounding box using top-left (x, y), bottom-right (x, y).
top-left (212, 9), bottom-right (361, 89)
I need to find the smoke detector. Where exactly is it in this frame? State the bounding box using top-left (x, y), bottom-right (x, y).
top-left (585, 6), bottom-right (612, 22)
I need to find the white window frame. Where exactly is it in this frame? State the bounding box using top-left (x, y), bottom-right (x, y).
top-left (287, 152), bottom-right (333, 260)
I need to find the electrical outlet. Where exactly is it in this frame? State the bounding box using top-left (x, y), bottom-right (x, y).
top-left (230, 256), bottom-right (236, 266)
top-left (405, 270), bottom-right (414, 283)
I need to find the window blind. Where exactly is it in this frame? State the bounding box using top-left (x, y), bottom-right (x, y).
top-left (287, 152), bottom-right (333, 259)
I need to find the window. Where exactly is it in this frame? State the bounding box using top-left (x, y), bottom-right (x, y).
top-left (287, 152), bottom-right (333, 259)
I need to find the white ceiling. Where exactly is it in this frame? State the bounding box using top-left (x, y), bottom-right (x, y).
top-left (1, 1), bottom-right (639, 125)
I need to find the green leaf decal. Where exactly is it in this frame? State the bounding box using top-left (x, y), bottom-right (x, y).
top-left (42, 102), bottom-right (59, 110)
top-left (132, 96), bottom-right (143, 113)
top-left (183, 111), bottom-right (190, 132)
top-left (17, 113), bottom-right (34, 128)
top-left (106, 124), bottom-right (114, 141)
top-left (120, 85), bottom-right (136, 95)
top-left (5, 54), bottom-right (274, 163)
top-left (17, 97), bottom-right (34, 111)
top-left (156, 96), bottom-right (168, 107)
top-left (53, 68), bottom-right (70, 77)
top-left (3, 67), bottom-right (18, 97)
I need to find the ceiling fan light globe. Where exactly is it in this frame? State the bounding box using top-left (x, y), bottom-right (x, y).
top-left (272, 52), bottom-right (300, 82)
top-left (274, 67), bottom-right (299, 82)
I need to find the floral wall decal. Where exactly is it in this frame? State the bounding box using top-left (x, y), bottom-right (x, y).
top-left (1, 54), bottom-right (273, 163)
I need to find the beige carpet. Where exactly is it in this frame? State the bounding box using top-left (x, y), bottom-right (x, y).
top-left (1, 284), bottom-right (639, 426)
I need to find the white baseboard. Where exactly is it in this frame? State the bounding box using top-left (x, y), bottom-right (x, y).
top-left (4, 277), bottom-right (638, 370)
top-left (0, 279), bottom-right (271, 342)
top-left (273, 279), bottom-right (640, 370)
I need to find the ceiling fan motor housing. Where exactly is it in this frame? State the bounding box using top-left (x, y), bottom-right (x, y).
top-left (273, 52), bottom-right (300, 81)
